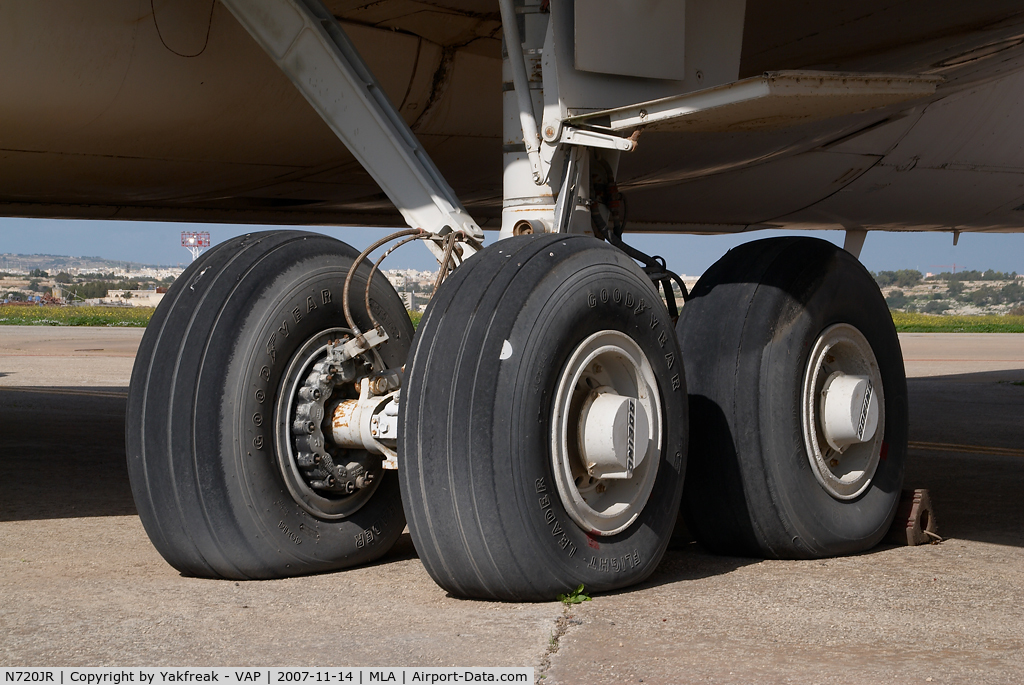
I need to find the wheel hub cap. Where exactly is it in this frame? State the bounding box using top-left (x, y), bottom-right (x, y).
top-left (820, 372), bottom-right (879, 451)
top-left (578, 389), bottom-right (650, 479)
top-left (801, 323), bottom-right (885, 501)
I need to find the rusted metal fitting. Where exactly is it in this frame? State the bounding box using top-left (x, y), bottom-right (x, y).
top-left (369, 370), bottom-right (401, 396)
top-left (327, 378), bottom-right (399, 467)
top-left (331, 398), bottom-right (362, 445)
top-left (885, 488), bottom-right (939, 546)
top-left (513, 219), bottom-right (542, 236)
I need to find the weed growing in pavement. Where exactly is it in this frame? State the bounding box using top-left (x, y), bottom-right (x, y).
top-left (557, 584), bottom-right (592, 605)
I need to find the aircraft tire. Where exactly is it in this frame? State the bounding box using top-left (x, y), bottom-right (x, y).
top-left (126, 231), bottom-right (412, 579)
top-left (400, 234), bottom-right (687, 601)
top-left (677, 237), bottom-right (907, 559)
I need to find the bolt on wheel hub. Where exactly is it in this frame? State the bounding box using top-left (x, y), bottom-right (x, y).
top-left (275, 328), bottom-right (384, 520)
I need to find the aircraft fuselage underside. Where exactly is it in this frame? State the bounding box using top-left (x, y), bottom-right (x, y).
top-left (3, 0), bottom-right (1024, 234)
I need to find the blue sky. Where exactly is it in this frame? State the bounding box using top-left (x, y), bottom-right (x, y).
top-left (1, 217), bottom-right (1021, 277)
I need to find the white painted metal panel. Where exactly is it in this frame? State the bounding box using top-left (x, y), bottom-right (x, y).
top-left (575, 1), bottom-right (686, 81)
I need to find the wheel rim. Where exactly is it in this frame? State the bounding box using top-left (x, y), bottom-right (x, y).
top-left (551, 330), bottom-right (663, 536)
top-left (801, 323), bottom-right (885, 501)
top-left (274, 327), bottom-right (383, 519)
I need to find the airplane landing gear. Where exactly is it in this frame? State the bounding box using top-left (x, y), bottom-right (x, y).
top-left (126, 231), bottom-right (413, 579)
top-left (677, 237), bottom-right (907, 559)
top-left (400, 234), bottom-right (687, 601)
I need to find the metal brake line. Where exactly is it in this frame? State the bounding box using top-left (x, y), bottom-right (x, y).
top-left (343, 228), bottom-right (424, 336)
top-left (342, 228), bottom-right (478, 336)
top-left (431, 231), bottom-right (460, 295)
top-left (364, 232), bottom-right (429, 332)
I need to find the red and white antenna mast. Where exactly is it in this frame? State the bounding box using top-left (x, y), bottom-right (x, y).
top-left (181, 231), bottom-right (211, 262)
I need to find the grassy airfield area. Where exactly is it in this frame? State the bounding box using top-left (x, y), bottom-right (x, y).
top-left (1, 304), bottom-right (1021, 332)
top-left (891, 311), bottom-right (1024, 332)
top-left (0, 305), bottom-right (154, 327)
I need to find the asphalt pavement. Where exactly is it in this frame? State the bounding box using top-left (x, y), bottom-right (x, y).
top-left (1, 326), bottom-right (1022, 683)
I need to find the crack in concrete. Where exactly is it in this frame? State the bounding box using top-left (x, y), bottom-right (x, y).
top-left (535, 605), bottom-right (584, 682)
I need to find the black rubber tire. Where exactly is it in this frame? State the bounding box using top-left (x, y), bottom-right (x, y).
top-left (677, 237), bottom-right (907, 559)
top-left (126, 231), bottom-right (413, 579)
top-left (400, 234), bottom-right (687, 601)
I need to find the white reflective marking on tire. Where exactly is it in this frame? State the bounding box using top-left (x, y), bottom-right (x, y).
top-left (500, 340), bottom-right (514, 360)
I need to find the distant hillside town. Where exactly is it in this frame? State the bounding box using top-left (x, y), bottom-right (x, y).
top-left (2, 252), bottom-right (1021, 316)
top-left (0, 255), bottom-right (441, 311)
top-left (875, 269), bottom-right (1024, 316)
top-left (0, 252), bottom-right (182, 277)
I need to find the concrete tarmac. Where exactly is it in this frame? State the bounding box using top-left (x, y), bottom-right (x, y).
top-left (1, 326), bottom-right (1023, 683)
top-left (0, 326), bottom-right (142, 386)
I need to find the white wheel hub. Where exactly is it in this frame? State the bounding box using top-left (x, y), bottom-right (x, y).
top-left (578, 389), bottom-right (651, 479)
top-left (820, 373), bottom-right (879, 451)
top-left (551, 331), bottom-right (662, 536)
top-left (801, 323), bottom-right (885, 500)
